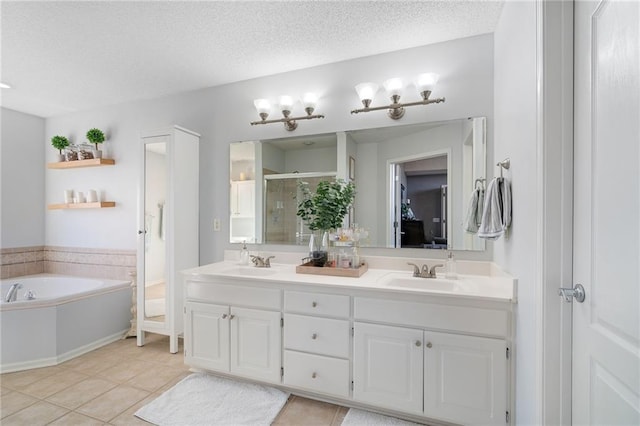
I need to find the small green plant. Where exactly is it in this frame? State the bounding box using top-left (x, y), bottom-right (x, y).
top-left (86, 128), bottom-right (105, 150)
top-left (296, 179), bottom-right (356, 231)
top-left (50, 135), bottom-right (69, 154)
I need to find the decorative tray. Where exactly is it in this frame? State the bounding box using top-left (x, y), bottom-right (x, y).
top-left (295, 261), bottom-right (368, 278)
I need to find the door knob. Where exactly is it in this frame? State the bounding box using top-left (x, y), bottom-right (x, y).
top-left (229, 314), bottom-right (235, 320)
top-left (311, 333), bottom-right (317, 340)
top-left (426, 342), bottom-right (433, 348)
top-left (222, 314), bottom-right (228, 319)
top-left (558, 284), bottom-right (586, 303)
top-left (415, 340), bottom-right (422, 347)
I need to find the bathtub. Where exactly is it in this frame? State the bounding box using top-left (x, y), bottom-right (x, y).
top-left (1, 274), bottom-right (132, 373)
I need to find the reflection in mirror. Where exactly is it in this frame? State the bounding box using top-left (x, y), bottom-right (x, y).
top-left (230, 117), bottom-right (486, 251)
top-left (144, 142), bottom-right (166, 322)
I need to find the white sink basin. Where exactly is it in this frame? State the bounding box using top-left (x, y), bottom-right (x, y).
top-left (378, 273), bottom-right (467, 292)
top-left (219, 266), bottom-right (280, 277)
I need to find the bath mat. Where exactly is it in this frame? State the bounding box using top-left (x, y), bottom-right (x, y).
top-left (135, 373), bottom-right (289, 425)
top-left (342, 408), bottom-right (422, 426)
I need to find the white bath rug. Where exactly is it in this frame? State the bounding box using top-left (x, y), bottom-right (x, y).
top-left (135, 373), bottom-right (289, 426)
top-left (342, 408), bottom-right (423, 426)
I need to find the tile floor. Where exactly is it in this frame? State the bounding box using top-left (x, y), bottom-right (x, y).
top-left (0, 333), bottom-right (348, 425)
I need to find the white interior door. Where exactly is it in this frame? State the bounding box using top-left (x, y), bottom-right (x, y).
top-left (573, 1), bottom-right (640, 424)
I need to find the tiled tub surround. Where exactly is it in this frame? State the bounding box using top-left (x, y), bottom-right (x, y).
top-left (0, 246), bottom-right (135, 280)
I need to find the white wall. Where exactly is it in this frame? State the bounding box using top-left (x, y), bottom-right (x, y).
top-left (1, 108), bottom-right (45, 248)
top-left (493, 1), bottom-right (539, 424)
top-left (38, 33), bottom-right (493, 263)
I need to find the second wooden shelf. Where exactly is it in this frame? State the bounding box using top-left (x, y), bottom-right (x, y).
top-left (48, 201), bottom-right (116, 210)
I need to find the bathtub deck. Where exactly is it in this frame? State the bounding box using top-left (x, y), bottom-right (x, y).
top-left (0, 333), bottom-right (349, 425)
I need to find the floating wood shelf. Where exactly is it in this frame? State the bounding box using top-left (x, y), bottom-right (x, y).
top-left (47, 201), bottom-right (116, 210)
top-left (47, 158), bottom-right (115, 169)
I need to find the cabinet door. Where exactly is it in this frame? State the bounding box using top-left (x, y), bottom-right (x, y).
top-left (353, 322), bottom-right (423, 414)
top-left (230, 307), bottom-right (282, 383)
top-left (184, 302), bottom-right (230, 372)
top-left (424, 332), bottom-right (507, 425)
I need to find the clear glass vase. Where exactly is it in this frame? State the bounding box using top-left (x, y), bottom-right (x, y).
top-left (309, 230), bottom-right (329, 266)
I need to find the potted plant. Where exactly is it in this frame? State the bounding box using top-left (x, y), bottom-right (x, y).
top-left (297, 179), bottom-right (355, 266)
top-left (86, 128), bottom-right (105, 158)
top-left (51, 135), bottom-right (69, 162)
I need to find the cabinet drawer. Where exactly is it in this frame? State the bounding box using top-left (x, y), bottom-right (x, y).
top-left (284, 350), bottom-right (350, 398)
top-left (284, 314), bottom-right (350, 358)
top-left (284, 291), bottom-right (350, 317)
top-left (354, 297), bottom-right (509, 337)
top-left (185, 281), bottom-right (281, 310)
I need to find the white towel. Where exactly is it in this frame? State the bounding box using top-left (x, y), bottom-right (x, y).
top-left (478, 177), bottom-right (512, 240)
top-left (464, 187), bottom-right (485, 233)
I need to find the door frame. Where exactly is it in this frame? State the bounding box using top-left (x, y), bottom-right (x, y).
top-left (537, 0), bottom-right (573, 424)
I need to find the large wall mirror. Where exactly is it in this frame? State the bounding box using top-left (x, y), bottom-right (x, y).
top-left (230, 117), bottom-right (486, 251)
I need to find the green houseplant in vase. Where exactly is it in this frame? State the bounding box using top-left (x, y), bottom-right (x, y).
top-left (51, 135), bottom-right (69, 162)
top-left (297, 179), bottom-right (355, 266)
top-left (86, 128), bottom-right (105, 158)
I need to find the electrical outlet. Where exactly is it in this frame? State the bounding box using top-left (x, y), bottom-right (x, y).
top-left (213, 218), bottom-right (221, 231)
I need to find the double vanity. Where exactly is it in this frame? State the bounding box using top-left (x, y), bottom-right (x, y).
top-left (183, 253), bottom-right (516, 425)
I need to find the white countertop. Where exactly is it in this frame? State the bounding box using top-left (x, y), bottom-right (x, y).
top-left (183, 257), bottom-right (517, 303)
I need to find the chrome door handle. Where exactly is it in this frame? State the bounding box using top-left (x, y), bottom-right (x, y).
top-left (222, 314), bottom-right (228, 319)
top-left (229, 314), bottom-right (235, 320)
top-left (311, 333), bottom-right (317, 340)
top-left (558, 284), bottom-right (586, 303)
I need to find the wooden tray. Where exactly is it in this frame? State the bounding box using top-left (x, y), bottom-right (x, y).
top-left (296, 261), bottom-right (368, 278)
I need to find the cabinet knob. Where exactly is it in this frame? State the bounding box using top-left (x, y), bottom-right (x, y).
top-left (137, 230), bottom-right (146, 235)
top-left (229, 314), bottom-right (235, 320)
top-left (311, 333), bottom-right (318, 340)
top-left (222, 314), bottom-right (228, 319)
top-left (312, 301), bottom-right (317, 308)
top-left (415, 340), bottom-right (422, 347)
top-left (426, 342), bottom-right (433, 349)
top-left (312, 372), bottom-right (317, 379)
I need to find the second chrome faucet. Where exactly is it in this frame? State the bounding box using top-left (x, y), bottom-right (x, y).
top-left (407, 262), bottom-right (443, 278)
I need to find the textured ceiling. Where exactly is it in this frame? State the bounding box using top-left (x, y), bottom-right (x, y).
top-left (0, 1), bottom-right (503, 118)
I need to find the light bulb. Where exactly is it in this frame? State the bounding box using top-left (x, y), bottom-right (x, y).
top-left (354, 82), bottom-right (379, 107)
top-left (279, 95), bottom-right (295, 112)
top-left (383, 78), bottom-right (404, 97)
top-left (414, 73), bottom-right (439, 92)
top-left (253, 99), bottom-right (271, 114)
top-left (302, 93), bottom-right (318, 109)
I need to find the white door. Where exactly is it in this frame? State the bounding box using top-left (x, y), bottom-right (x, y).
top-left (573, 1), bottom-right (639, 424)
top-left (353, 322), bottom-right (423, 414)
top-left (423, 331), bottom-right (506, 425)
top-left (184, 302), bottom-right (230, 372)
top-left (230, 307), bottom-right (281, 383)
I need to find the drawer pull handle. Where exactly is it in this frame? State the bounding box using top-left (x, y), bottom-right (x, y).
top-left (312, 302), bottom-right (317, 308)
top-left (415, 340), bottom-right (422, 347)
top-left (311, 333), bottom-right (318, 340)
top-left (222, 314), bottom-right (228, 319)
top-left (312, 372), bottom-right (317, 379)
top-left (229, 314), bottom-right (235, 320)
top-left (426, 342), bottom-right (433, 349)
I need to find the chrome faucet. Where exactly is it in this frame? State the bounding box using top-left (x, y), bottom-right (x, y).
top-left (407, 262), bottom-right (444, 278)
top-left (250, 255), bottom-right (275, 268)
top-left (4, 283), bottom-right (23, 302)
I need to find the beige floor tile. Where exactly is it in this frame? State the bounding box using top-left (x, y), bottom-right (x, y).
top-left (76, 384), bottom-right (149, 422)
top-left (46, 377), bottom-right (118, 410)
top-left (125, 366), bottom-right (185, 392)
top-left (273, 395), bottom-right (341, 426)
top-left (19, 369), bottom-right (88, 399)
top-left (97, 359), bottom-right (154, 383)
top-left (48, 411), bottom-right (105, 425)
top-left (0, 400), bottom-right (69, 425)
top-left (0, 386), bottom-right (12, 396)
top-left (59, 352), bottom-right (121, 374)
top-left (0, 390), bottom-right (38, 419)
top-left (0, 365), bottom-right (62, 390)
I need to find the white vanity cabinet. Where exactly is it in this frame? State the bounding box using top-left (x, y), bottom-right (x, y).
top-left (184, 281), bottom-right (282, 384)
top-left (282, 291), bottom-right (351, 398)
top-left (353, 296), bottom-right (509, 426)
top-left (183, 266), bottom-right (514, 425)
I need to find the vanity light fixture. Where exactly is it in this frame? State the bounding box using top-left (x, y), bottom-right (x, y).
top-left (351, 73), bottom-right (445, 120)
top-left (251, 93), bottom-right (325, 131)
